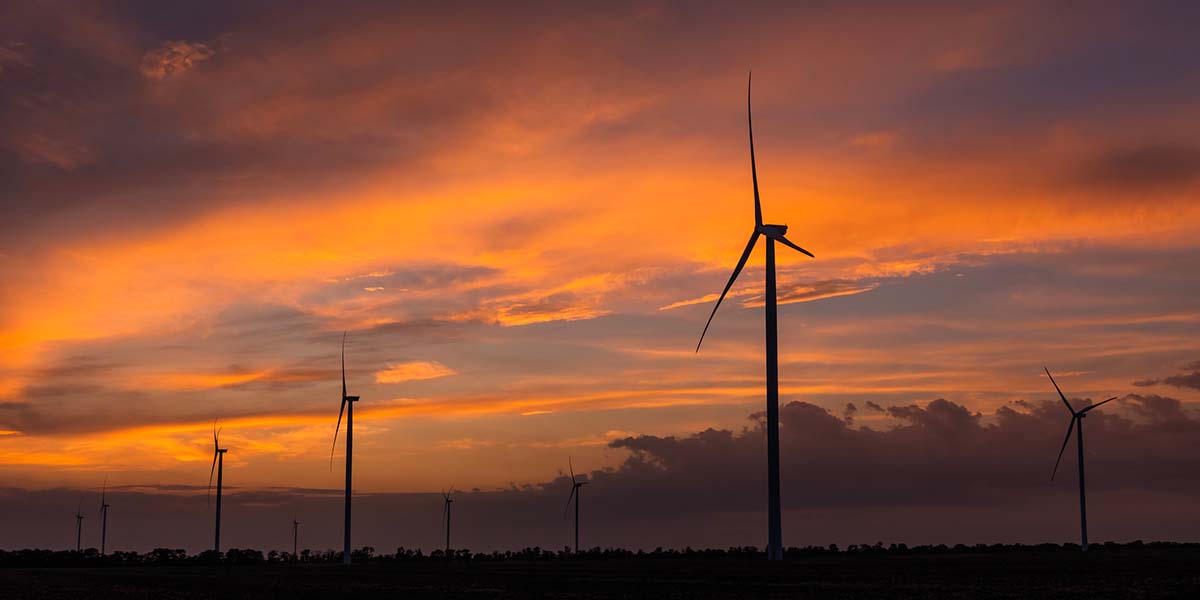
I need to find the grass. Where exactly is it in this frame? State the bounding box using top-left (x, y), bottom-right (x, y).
top-left (1, 547), bottom-right (1197, 598)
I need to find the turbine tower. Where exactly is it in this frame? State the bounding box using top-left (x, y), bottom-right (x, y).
top-left (292, 515), bottom-right (300, 558)
top-left (208, 421), bottom-right (228, 557)
top-left (73, 498), bottom-right (84, 552)
top-left (564, 458), bottom-right (587, 554)
top-left (331, 331), bottom-right (360, 565)
top-left (695, 73), bottom-right (814, 561)
top-left (442, 488), bottom-right (453, 559)
top-left (1046, 367), bottom-right (1117, 552)
top-left (100, 480), bottom-right (110, 555)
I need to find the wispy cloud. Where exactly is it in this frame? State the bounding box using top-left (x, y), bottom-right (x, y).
top-left (374, 361), bottom-right (457, 384)
top-left (848, 130), bottom-right (900, 150)
top-left (2, 1), bottom-right (1200, 518)
top-left (0, 41), bottom-right (32, 76)
top-left (139, 40), bottom-right (215, 79)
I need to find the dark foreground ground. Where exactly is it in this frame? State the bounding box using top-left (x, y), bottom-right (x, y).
top-left (2, 549), bottom-right (1197, 599)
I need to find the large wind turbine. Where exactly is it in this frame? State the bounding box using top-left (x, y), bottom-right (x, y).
top-left (695, 73), bottom-right (814, 561)
top-left (292, 515), bottom-right (300, 558)
top-left (1046, 367), bottom-right (1117, 552)
top-left (441, 487), bottom-right (453, 559)
top-left (330, 331), bottom-right (360, 565)
top-left (100, 481), bottom-right (110, 555)
top-left (73, 498), bottom-right (84, 552)
top-left (564, 459), bottom-right (587, 554)
top-left (208, 421), bottom-right (228, 557)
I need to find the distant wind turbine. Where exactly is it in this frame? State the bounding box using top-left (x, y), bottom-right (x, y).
top-left (330, 331), bottom-right (360, 565)
top-left (442, 487), bottom-right (453, 559)
top-left (292, 515), bottom-right (300, 558)
top-left (74, 498), bottom-right (84, 552)
top-left (1046, 367), bottom-right (1117, 552)
top-left (100, 480), bottom-right (110, 555)
top-left (208, 420), bottom-right (228, 557)
top-left (695, 72), bottom-right (814, 561)
top-left (564, 458), bottom-right (587, 554)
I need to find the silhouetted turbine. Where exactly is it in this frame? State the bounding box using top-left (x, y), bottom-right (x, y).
top-left (1046, 367), bottom-right (1117, 552)
top-left (564, 458), bottom-right (588, 554)
top-left (208, 420), bottom-right (228, 557)
top-left (100, 480), bottom-right (110, 555)
top-left (442, 487), bottom-right (454, 559)
top-left (292, 515), bottom-right (300, 558)
top-left (73, 498), bottom-right (84, 552)
top-left (330, 331), bottom-right (360, 565)
top-left (695, 72), bottom-right (814, 561)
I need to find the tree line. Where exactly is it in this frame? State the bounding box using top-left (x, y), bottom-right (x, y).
top-left (0, 540), bottom-right (1193, 567)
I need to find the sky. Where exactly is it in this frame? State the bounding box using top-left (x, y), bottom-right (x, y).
top-left (2, 0), bottom-right (1199, 553)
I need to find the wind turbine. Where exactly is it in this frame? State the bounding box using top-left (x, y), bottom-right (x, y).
top-left (100, 480), bottom-right (110, 555)
top-left (73, 498), bottom-right (84, 552)
top-left (292, 515), bottom-right (300, 558)
top-left (208, 420), bottom-right (228, 557)
top-left (1046, 367), bottom-right (1117, 552)
top-left (695, 73), bottom-right (814, 561)
top-left (564, 458), bottom-right (587, 554)
top-left (330, 331), bottom-right (360, 565)
top-left (441, 487), bottom-right (453, 559)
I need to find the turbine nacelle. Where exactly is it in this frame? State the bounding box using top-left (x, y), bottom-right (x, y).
top-left (694, 76), bottom-right (819, 355)
top-left (208, 421), bottom-right (228, 504)
top-left (1046, 366), bottom-right (1118, 481)
top-left (331, 332), bottom-right (361, 468)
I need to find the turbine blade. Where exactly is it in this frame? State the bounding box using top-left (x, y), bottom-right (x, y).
top-left (1044, 367), bottom-right (1075, 414)
top-left (696, 232), bottom-right (760, 352)
top-left (101, 479), bottom-right (106, 507)
top-left (1051, 417), bottom-right (1077, 481)
top-left (748, 71), bottom-right (762, 228)
top-left (569, 457), bottom-right (576, 483)
top-left (341, 331), bottom-right (348, 399)
top-left (208, 451), bottom-right (218, 506)
top-left (1080, 396), bottom-right (1119, 414)
top-left (330, 398), bottom-right (347, 470)
top-left (564, 485), bottom-right (577, 516)
top-left (774, 233), bottom-right (815, 258)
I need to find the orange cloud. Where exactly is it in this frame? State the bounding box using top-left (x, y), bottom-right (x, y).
top-left (4, 2), bottom-right (1200, 498)
top-left (139, 40), bottom-right (215, 79)
top-left (374, 361), bottom-right (457, 384)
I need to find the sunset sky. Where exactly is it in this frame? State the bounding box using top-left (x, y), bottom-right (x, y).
top-left (2, 1), bottom-right (1199, 552)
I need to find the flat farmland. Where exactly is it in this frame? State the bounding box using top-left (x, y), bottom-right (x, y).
top-left (1, 549), bottom-right (1197, 599)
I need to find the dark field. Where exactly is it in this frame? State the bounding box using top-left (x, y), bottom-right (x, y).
top-left (2, 549), bottom-right (1197, 599)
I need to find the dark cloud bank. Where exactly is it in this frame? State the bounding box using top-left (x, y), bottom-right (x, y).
top-left (1134, 361), bottom-right (1200, 392)
top-left (3, 394), bottom-right (1197, 552)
